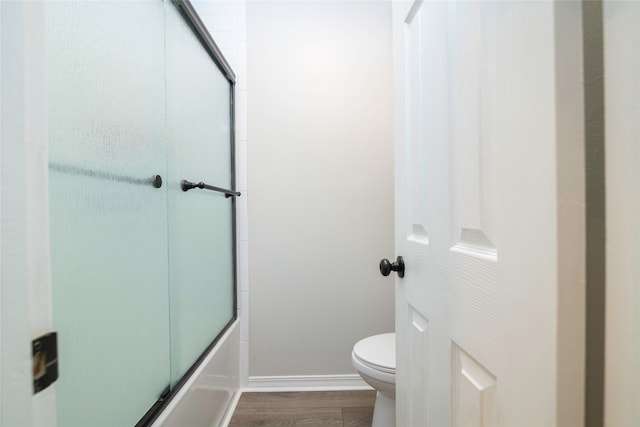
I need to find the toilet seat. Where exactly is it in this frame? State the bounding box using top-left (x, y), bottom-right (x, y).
top-left (353, 333), bottom-right (395, 375)
top-left (352, 333), bottom-right (397, 427)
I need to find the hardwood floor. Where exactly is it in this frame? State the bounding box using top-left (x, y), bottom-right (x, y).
top-left (228, 390), bottom-right (376, 427)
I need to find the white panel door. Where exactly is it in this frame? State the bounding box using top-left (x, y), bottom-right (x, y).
top-left (392, 1), bottom-right (585, 425)
top-left (604, 2), bottom-right (640, 425)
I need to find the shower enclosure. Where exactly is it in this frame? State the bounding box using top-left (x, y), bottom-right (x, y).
top-left (46, 1), bottom-right (237, 425)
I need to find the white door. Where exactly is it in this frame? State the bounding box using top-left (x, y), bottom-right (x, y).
top-left (392, 1), bottom-right (586, 425)
top-left (604, 1), bottom-right (640, 425)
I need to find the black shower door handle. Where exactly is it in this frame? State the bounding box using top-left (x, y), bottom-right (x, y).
top-left (181, 180), bottom-right (241, 198)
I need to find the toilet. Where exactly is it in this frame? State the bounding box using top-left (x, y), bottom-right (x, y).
top-left (352, 333), bottom-right (396, 427)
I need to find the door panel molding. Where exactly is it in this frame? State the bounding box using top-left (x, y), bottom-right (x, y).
top-left (451, 343), bottom-right (497, 427)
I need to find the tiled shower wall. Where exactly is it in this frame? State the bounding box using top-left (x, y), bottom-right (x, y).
top-left (192, 0), bottom-right (249, 387)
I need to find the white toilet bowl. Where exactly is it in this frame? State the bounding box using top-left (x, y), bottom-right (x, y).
top-left (352, 333), bottom-right (396, 427)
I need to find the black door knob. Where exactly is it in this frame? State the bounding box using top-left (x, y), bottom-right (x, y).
top-left (380, 256), bottom-right (405, 278)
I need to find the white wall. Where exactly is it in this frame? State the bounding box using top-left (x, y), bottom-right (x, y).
top-left (247, 0), bottom-right (395, 382)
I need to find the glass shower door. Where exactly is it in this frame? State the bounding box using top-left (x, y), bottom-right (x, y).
top-left (165, 2), bottom-right (236, 385)
top-left (46, 2), bottom-right (171, 426)
top-left (47, 0), bottom-right (237, 423)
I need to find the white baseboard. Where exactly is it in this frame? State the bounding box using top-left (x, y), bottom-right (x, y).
top-left (245, 374), bottom-right (373, 392)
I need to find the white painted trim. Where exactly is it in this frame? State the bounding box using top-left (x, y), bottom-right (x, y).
top-left (245, 375), bottom-right (372, 392)
top-left (1, 1), bottom-right (34, 423)
top-left (1, 1), bottom-right (54, 424)
top-left (150, 321), bottom-right (239, 427)
top-left (219, 391), bottom-right (242, 427)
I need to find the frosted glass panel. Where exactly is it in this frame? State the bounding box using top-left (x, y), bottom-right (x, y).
top-left (46, 2), bottom-right (170, 426)
top-left (165, 3), bottom-right (235, 384)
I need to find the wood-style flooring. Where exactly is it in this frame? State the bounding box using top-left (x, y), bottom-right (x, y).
top-left (228, 390), bottom-right (376, 427)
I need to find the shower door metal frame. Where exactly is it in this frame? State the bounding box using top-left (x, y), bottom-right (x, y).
top-left (137, 1), bottom-right (238, 425)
